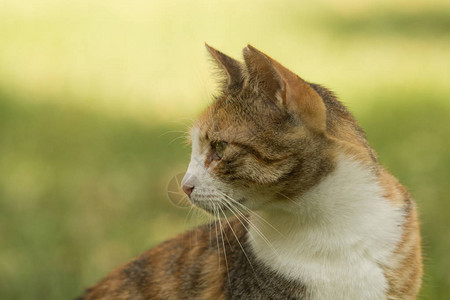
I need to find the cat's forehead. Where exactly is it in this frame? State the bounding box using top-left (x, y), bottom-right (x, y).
top-left (195, 102), bottom-right (252, 141)
top-left (196, 94), bottom-right (272, 135)
top-left (193, 95), bottom-right (297, 149)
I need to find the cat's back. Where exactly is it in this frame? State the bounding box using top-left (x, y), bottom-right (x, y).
top-left (77, 217), bottom-right (306, 300)
top-left (77, 221), bottom-right (227, 300)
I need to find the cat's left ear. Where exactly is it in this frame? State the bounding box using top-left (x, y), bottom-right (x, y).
top-left (205, 43), bottom-right (244, 92)
top-left (243, 45), bottom-right (327, 133)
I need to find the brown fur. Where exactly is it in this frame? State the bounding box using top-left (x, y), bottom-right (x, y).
top-left (78, 218), bottom-right (307, 300)
top-left (78, 45), bottom-right (422, 299)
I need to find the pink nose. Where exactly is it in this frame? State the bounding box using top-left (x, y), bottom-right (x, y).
top-left (182, 184), bottom-right (194, 197)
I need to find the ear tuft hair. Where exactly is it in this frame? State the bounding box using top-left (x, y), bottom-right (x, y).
top-left (205, 43), bottom-right (243, 93)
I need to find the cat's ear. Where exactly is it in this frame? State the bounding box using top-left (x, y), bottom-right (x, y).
top-left (243, 45), bottom-right (327, 132)
top-left (205, 43), bottom-right (243, 91)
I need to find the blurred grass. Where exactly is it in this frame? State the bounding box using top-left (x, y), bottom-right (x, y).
top-left (0, 0), bottom-right (449, 299)
top-left (323, 7), bottom-right (450, 37)
top-left (0, 90), bottom-right (193, 299)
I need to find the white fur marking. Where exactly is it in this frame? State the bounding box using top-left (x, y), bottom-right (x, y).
top-left (248, 156), bottom-right (404, 300)
top-left (182, 127), bottom-right (226, 211)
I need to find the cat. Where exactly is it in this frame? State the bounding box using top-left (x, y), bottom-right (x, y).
top-left (77, 44), bottom-right (422, 300)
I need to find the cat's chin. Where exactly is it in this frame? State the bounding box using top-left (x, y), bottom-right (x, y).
top-left (190, 197), bottom-right (249, 217)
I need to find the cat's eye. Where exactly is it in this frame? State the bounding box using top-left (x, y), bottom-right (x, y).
top-left (212, 141), bottom-right (227, 160)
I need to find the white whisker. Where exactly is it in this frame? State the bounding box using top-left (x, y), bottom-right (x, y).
top-left (215, 205), bottom-right (231, 284)
top-left (217, 190), bottom-right (286, 239)
top-left (218, 206), bottom-right (261, 285)
top-left (276, 191), bottom-right (303, 209)
top-left (221, 198), bottom-right (280, 257)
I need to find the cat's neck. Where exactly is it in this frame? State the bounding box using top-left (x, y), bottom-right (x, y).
top-left (248, 155), bottom-right (404, 300)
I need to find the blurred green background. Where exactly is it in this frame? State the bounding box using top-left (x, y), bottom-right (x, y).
top-left (0, 0), bottom-right (449, 299)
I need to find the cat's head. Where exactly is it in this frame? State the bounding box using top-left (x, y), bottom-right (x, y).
top-left (181, 44), bottom-right (376, 214)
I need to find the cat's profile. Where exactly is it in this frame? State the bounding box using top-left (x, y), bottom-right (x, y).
top-left (77, 44), bottom-right (422, 300)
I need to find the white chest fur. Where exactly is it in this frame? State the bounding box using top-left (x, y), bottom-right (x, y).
top-left (248, 156), bottom-right (404, 300)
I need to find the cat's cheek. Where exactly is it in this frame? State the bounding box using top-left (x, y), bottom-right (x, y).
top-left (206, 159), bottom-right (222, 170)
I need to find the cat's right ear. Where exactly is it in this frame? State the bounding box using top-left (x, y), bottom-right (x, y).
top-left (205, 43), bottom-right (243, 92)
top-left (243, 45), bottom-right (327, 133)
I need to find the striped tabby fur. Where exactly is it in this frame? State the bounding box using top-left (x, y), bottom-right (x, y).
top-left (78, 45), bottom-right (422, 300)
